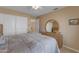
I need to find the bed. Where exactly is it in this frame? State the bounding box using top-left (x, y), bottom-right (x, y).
top-left (0, 24), bottom-right (59, 53)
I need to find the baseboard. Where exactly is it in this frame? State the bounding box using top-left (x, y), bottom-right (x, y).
top-left (63, 45), bottom-right (79, 53)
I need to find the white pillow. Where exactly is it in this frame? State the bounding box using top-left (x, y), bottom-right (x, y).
top-left (0, 36), bottom-right (5, 45)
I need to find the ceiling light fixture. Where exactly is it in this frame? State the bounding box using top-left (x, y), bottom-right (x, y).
top-left (32, 6), bottom-right (41, 10)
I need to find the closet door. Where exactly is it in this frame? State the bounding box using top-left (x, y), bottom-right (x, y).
top-left (3, 14), bottom-right (16, 35)
top-left (15, 16), bottom-right (28, 34)
top-left (35, 19), bottom-right (39, 32)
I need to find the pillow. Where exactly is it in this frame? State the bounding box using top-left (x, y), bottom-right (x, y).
top-left (0, 36), bottom-right (8, 52)
top-left (0, 36), bottom-right (6, 45)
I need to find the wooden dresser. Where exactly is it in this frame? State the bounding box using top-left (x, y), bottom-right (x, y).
top-left (41, 32), bottom-right (63, 49)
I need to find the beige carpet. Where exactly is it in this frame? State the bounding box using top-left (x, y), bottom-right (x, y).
top-left (60, 47), bottom-right (77, 53)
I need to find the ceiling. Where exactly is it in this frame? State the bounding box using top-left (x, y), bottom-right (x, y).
top-left (2, 6), bottom-right (65, 17)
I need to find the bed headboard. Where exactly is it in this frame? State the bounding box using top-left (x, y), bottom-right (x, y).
top-left (0, 24), bottom-right (3, 35)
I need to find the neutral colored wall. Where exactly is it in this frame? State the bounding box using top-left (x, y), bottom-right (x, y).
top-left (38, 6), bottom-right (79, 51)
top-left (0, 7), bottom-right (34, 17)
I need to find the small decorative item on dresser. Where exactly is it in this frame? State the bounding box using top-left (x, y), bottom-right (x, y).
top-left (69, 18), bottom-right (79, 25)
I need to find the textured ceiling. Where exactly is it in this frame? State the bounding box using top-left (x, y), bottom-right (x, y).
top-left (2, 6), bottom-right (65, 17)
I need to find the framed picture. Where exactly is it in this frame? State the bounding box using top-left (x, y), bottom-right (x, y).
top-left (69, 18), bottom-right (79, 25)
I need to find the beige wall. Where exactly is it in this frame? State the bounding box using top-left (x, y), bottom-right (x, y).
top-left (38, 6), bottom-right (79, 51)
top-left (0, 7), bottom-right (34, 17)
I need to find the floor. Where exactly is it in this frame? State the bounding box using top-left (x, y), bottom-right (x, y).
top-left (60, 47), bottom-right (77, 53)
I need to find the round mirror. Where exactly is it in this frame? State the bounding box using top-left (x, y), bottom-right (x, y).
top-left (46, 22), bottom-right (53, 32)
top-left (45, 19), bottom-right (59, 33)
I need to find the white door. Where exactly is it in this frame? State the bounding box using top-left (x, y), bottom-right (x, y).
top-left (15, 16), bottom-right (28, 34)
top-left (35, 19), bottom-right (39, 32)
top-left (0, 13), bottom-right (28, 35)
top-left (3, 14), bottom-right (16, 35)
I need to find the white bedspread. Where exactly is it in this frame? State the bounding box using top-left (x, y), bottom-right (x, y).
top-left (0, 32), bottom-right (60, 53)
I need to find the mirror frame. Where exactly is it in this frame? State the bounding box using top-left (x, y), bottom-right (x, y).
top-left (45, 19), bottom-right (59, 33)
